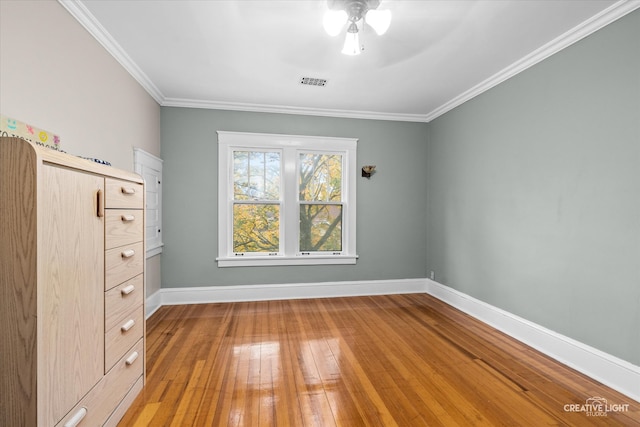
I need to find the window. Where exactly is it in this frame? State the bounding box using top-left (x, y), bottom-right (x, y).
top-left (217, 131), bottom-right (357, 267)
top-left (134, 148), bottom-right (163, 257)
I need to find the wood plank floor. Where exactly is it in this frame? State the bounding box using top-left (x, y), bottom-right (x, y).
top-left (119, 294), bottom-right (639, 426)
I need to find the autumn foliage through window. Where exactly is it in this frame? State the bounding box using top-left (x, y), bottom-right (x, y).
top-left (299, 153), bottom-right (343, 252)
top-left (232, 151), bottom-right (280, 253)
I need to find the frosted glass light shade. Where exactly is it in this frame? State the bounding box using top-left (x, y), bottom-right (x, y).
top-left (341, 31), bottom-right (361, 55)
top-left (323, 10), bottom-right (348, 36)
top-left (365, 9), bottom-right (391, 35)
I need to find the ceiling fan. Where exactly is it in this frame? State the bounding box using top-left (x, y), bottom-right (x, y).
top-left (323, 0), bottom-right (392, 55)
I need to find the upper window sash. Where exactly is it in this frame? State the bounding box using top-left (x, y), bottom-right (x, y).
top-left (232, 149), bottom-right (281, 202)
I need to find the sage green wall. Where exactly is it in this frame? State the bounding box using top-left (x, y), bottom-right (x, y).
top-left (161, 108), bottom-right (428, 287)
top-left (426, 10), bottom-right (640, 365)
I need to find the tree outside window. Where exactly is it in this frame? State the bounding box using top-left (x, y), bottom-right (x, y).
top-left (299, 153), bottom-right (343, 253)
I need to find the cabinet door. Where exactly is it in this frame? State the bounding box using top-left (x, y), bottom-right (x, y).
top-left (40, 165), bottom-right (105, 425)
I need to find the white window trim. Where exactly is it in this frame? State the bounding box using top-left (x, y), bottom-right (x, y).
top-left (217, 131), bottom-right (358, 267)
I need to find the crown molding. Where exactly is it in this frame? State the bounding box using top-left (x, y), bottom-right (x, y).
top-left (58, 0), bottom-right (165, 104)
top-left (162, 97), bottom-right (428, 122)
top-left (423, 0), bottom-right (640, 122)
top-left (61, 0), bottom-right (639, 123)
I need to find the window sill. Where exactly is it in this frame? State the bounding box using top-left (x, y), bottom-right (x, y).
top-left (216, 255), bottom-right (358, 267)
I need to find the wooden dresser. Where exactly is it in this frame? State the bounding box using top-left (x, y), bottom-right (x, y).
top-left (0, 137), bottom-right (145, 426)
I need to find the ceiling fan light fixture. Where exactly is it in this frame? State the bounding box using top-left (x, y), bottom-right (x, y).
top-left (325, 0), bottom-right (390, 55)
top-left (341, 23), bottom-right (361, 55)
top-left (365, 8), bottom-right (391, 35)
top-left (323, 9), bottom-right (348, 36)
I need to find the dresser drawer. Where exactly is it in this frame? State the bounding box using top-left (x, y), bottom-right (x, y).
top-left (105, 274), bottom-right (144, 331)
top-left (108, 338), bottom-right (144, 387)
top-left (55, 340), bottom-right (144, 427)
top-left (105, 242), bottom-right (144, 290)
top-left (106, 178), bottom-right (143, 209)
top-left (103, 376), bottom-right (144, 427)
top-left (105, 307), bottom-right (144, 372)
top-left (105, 209), bottom-right (143, 250)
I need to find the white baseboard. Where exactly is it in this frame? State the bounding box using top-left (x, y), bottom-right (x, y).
top-left (151, 278), bottom-right (426, 308)
top-left (144, 277), bottom-right (639, 403)
top-left (145, 289), bottom-right (162, 319)
top-left (424, 279), bottom-right (640, 403)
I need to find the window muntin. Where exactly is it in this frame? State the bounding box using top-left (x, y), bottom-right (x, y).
top-left (217, 131), bottom-right (357, 267)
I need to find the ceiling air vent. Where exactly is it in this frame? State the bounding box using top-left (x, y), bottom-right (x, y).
top-left (300, 77), bottom-right (327, 87)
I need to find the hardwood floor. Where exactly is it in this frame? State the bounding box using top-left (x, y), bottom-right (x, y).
top-left (119, 294), bottom-right (639, 426)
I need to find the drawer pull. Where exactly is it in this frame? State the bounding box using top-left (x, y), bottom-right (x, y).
top-left (121, 319), bottom-right (135, 332)
top-left (64, 407), bottom-right (87, 427)
top-left (125, 351), bottom-right (139, 366)
top-left (121, 284), bottom-right (136, 295)
top-left (97, 190), bottom-right (104, 218)
top-left (121, 187), bottom-right (136, 195)
top-left (121, 214), bottom-right (135, 222)
top-left (121, 249), bottom-right (136, 258)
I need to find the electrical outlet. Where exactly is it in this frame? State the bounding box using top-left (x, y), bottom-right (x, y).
top-left (430, 270), bottom-right (435, 280)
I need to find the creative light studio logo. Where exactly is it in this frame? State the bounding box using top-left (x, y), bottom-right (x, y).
top-left (564, 397), bottom-right (630, 417)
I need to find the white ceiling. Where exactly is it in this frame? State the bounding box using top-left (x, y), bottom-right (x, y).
top-left (63, 0), bottom-right (637, 122)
